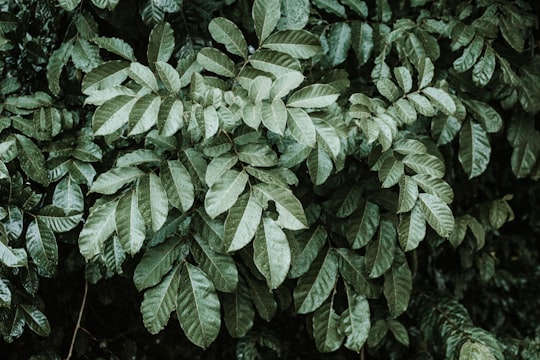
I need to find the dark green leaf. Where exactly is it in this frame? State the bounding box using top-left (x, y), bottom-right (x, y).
top-left (365, 219), bottom-right (396, 278)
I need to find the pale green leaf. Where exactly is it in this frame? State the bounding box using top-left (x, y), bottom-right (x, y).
top-left (129, 62), bottom-right (159, 92)
top-left (158, 97), bottom-right (184, 136)
top-left (137, 173), bottom-right (169, 232)
top-left (347, 200), bottom-right (380, 249)
top-left (224, 192), bottom-right (262, 252)
top-left (307, 145), bottom-right (333, 186)
top-left (115, 191), bottom-right (146, 255)
top-left (36, 206), bottom-right (82, 233)
top-left (287, 108), bottom-right (316, 147)
top-left (459, 120), bottom-right (491, 179)
top-left (394, 66), bottom-right (412, 93)
top-left (376, 78), bottom-right (400, 102)
top-left (177, 263), bottom-right (221, 348)
top-left (387, 319), bottom-right (409, 346)
top-left (413, 174), bottom-right (454, 204)
top-left (351, 22), bottom-right (373, 66)
top-left (261, 99), bottom-right (287, 135)
top-left (459, 341), bottom-right (497, 360)
top-left (313, 0), bottom-right (346, 17)
top-left (249, 50), bottom-right (302, 77)
top-left (84, 86), bottom-right (136, 106)
top-left (264, 30), bottom-right (321, 59)
top-left (453, 35), bottom-right (484, 73)
top-left (115, 149), bottom-right (161, 168)
top-left (57, 0), bottom-right (81, 11)
top-left (270, 71), bottom-right (305, 100)
top-left (398, 203), bottom-right (426, 251)
top-left (223, 276), bottom-right (255, 338)
top-left (20, 304), bottom-right (50, 337)
top-left (403, 153), bottom-right (445, 178)
top-left (431, 114), bottom-right (461, 145)
top-left (25, 220), bottom-right (57, 277)
top-left (249, 76), bottom-right (272, 102)
top-left (313, 302), bottom-right (344, 352)
top-left (290, 224), bottom-right (327, 278)
top-left (92, 95), bottom-right (137, 136)
top-left (288, 84), bottom-right (339, 108)
top-left (0, 242), bottom-right (27, 268)
top-left (205, 170), bottom-right (248, 219)
top-left (253, 182), bottom-right (308, 230)
top-left (378, 155), bottom-right (404, 188)
top-left (209, 17), bottom-right (248, 58)
top-left (342, 0), bottom-right (367, 16)
top-left (417, 57), bottom-right (434, 89)
top-left (383, 257), bottom-right (412, 317)
top-left (277, 0), bottom-right (310, 31)
top-left (53, 176), bottom-right (84, 212)
top-left (161, 160), bottom-right (194, 212)
top-left (155, 61), bottom-right (181, 93)
top-left (133, 238), bottom-right (184, 291)
top-left (82, 60), bottom-right (129, 95)
top-left (393, 98), bottom-right (417, 124)
top-left (47, 41), bottom-right (72, 95)
top-left (340, 286), bottom-right (370, 352)
top-left (141, 264), bottom-right (182, 334)
top-left (472, 46), bottom-right (496, 87)
top-left (197, 47), bottom-right (236, 77)
top-left (422, 87), bottom-right (456, 115)
top-left (397, 176), bottom-right (419, 213)
top-left (90, 167), bottom-right (145, 195)
top-left (418, 193), bottom-right (454, 237)
top-left (148, 22), bottom-right (175, 65)
top-left (71, 38), bottom-right (101, 72)
top-left (253, 0), bottom-right (281, 43)
top-left (365, 219), bottom-right (396, 278)
top-left (294, 249), bottom-right (338, 314)
top-left (103, 235), bottom-right (125, 274)
top-left (325, 22), bottom-right (351, 67)
top-left (15, 135), bottom-right (49, 186)
top-left (465, 100), bottom-right (502, 134)
top-left (407, 93), bottom-right (436, 117)
top-left (78, 199), bottom-right (117, 260)
top-left (192, 235), bottom-right (238, 293)
top-left (93, 36), bottom-right (136, 61)
top-left (336, 248), bottom-right (377, 298)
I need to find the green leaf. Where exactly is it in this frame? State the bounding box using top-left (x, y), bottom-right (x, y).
top-left (134, 238), bottom-right (184, 291)
top-left (376, 78), bottom-right (400, 102)
top-left (343, 0), bottom-right (368, 17)
top-left (90, 167), bottom-right (145, 195)
top-left (180, 148), bottom-right (208, 188)
top-left (407, 93), bottom-right (436, 117)
top-left (157, 97), bottom-right (184, 136)
top-left (253, 182), bottom-right (308, 230)
top-left (347, 200), bottom-right (380, 249)
top-left (378, 155), bottom-right (404, 188)
top-left (116, 191), bottom-right (146, 256)
top-left (417, 57), bottom-right (434, 89)
top-left (25, 220), bottom-right (57, 276)
top-left (294, 249), bottom-right (338, 314)
top-left (287, 108), bottom-right (316, 147)
top-left (453, 35), bottom-right (484, 73)
top-left (313, 302), bottom-right (344, 352)
top-left (177, 263), bottom-right (221, 348)
top-left (253, 217), bottom-right (291, 289)
top-left (393, 98), bottom-right (417, 124)
top-left (129, 62), bottom-right (159, 92)
top-left (403, 153), bottom-right (445, 178)
top-left (365, 219), bottom-right (396, 278)
top-left (138, 173), bottom-right (169, 232)
top-left (387, 319), bottom-right (409, 346)
top-left (418, 193), bottom-right (454, 237)
top-left (0, 278), bottom-right (11, 307)
top-left (288, 84), bottom-right (339, 108)
top-left (92, 95), bottom-right (137, 136)
top-left (307, 145), bottom-right (333, 186)
top-left (47, 41), bottom-right (72, 95)
top-left (205, 170), bottom-right (248, 219)
top-left (431, 114), bottom-right (461, 145)
top-left (20, 304), bottom-right (50, 337)
top-left (397, 176), bottom-right (419, 213)
top-left (249, 75), bottom-right (272, 102)
top-left (422, 87), bottom-right (456, 115)
top-left (52, 176), bottom-right (84, 212)
top-left (192, 235), bottom-right (238, 293)
top-left (261, 99), bottom-right (287, 135)
top-left (277, 0), bottom-right (310, 31)
top-left (224, 192), bottom-right (262, 252)
top-left (223, 276), bottom-right (255, 338)
top-left (242, 101), bottom-right (262, 129)
top-left (209, 17), bottom-right (248, 58)
top-left (253, 0), bottom-right (281, 43)
top-left (340, 286), bottom-right (370, 352)
top-left (155, 61), bottom-right (181, 93)
top-left (103, 235), bottom-right (125, 274)
top-left (128, 94), bottom-right (161, 135)
top-left (394, 67), bottom-right (413, 93)
top-left (71, 38), bottom-right (101, 72)
top-left (78, 199), bottom-right (117, 260)
top-left (249, 50), bottom-right (302, 77)
top-left (0, 242), bottom-right (27, 268)
top-left (264, 30), bottom-right (321, 59)
top-left (160, 160), bottom-right (194, 212)
top-left (413, 174), bottom-right (454, 204)
top-left (383, 255), bottom-right (412, 317)
top-left (242, 269), bottom-right (277, 321)
top-left (313, 0), bottom-right (346, 17)
top-left (398, 204), bottom-right (426, 251)
top-left (37, 206), bottom-right (82, 233)
top-left (57, 0), bottom-right (81, 11)
top-left (459, 120), bottom-right (491, 179)
top-left (82, 60), bottom-right (129, 95)
top-left (197, 47), bottom-right (236, 77)
top-left (336, 248), bottom-right (377, 298)
top-left (290, 224), bottom-right (327, 278)
top-left (465, 100), bottom-right (502, 134)
top-left (93, 36), bottom-right (136, 61)
top-left (459, 341), bottom-right (497, 360)
top-left (270, 72), bottom-right (305, 100)
top-left (325, 22), bottom-right (351, 67)
top-left (141, 264), bottom-right (182, 334)
top-left (115, 149), bottom-right (161, 168)
top-left (15, 135), bottom-right (49, 185)
top-left (148, 22), bottom-right (175, 66)
top-left (472, 46), bottom-right (496, 87)
top-left (73, 141), bottom-right (102, 162)
top-left (499, 14), bottom-right (524, 53)
top-left (351, 22), bottom-right (373, 66)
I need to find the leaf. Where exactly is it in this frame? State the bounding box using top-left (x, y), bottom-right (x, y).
top-left (313, 0), bottom-right (346, 17)
top-left (307, 145), bottom-right (333, 186)
top-left (57, 0), bottom-right (81, 11)
top-left (82, 60), bottom-right (129, 95)
top-left (287, 108), bottom-right (316, 147)
top-left (347, 200), bottom-right (380, 249)
top-left (417, 57), bottom-right (434, 89)
top-left (157, 97), bottom-right (184, 136)
top-left (241, 268), bottom-right (277, 321)
top-left (397, 176), bottom-right (419, 213)
top-left (293, 249), bottom-right (338, 314)
top-left (336, 248), bottom-right (377, 298)
top-left (261, 99), bottom-right (287, 135)
top-left (376, 78), bottom-right (400, 102)
top-left (36, 206), bottom-right (82, 233)
top-left (161, 160), bottom-right (194, 213)
top-left (422, 87), bottom-right (456, 115)
top-left (459, 120), bottom-right (491, 179)
top-left (403, 153), bottom-right (445, 178)
top-left (25, 220), bottom-right (57, 277)
top-left (398, 204), bottom-right (426, 252)
top-left (253, 182), bottom-right (308, 230)
top-left (138, 173), bottom-right (169, 232)
top-left (93, 36), bottom-right (136, 61)
top-left (205, 170), bottom-right (248, 219)
top-left (394, 66), bottom-right (413, 93)
top-left (499, 14), bottom-right (524, 53)
top-left (393, 99), bottom-right (417, 124)
top-left (78, 199), bottom-right (117, 260)
top-left (20, 304), bottom-right (50, 337)
top-left (365, 219), bottom-right (396, 278)
top-left (472, 46), bottom-right (496, 87)
top-left (288, 84), bottom-right (339, 108)
top-left (413, 174), bottom-right (454, 204)
top-left (465, 100), bottom-right (502, 134)
top-left (197, 47), bottom-right (236, 77)
top-left (407, 93), bottom-right (436, 117)
top-left (387, 319), bottom-right (409, 346)
top-left (313, 302), bottom-right (344, 352)
top-left (129, 62), bottom-right (159, 92)
top-left (290, 225), bottom-right (327, 278)
top-left (52, 176), bottom-right (84, 212)
top-left (431, 114), bottom-right (461, 145)
top-left (177, 263), bottom-right (221, 348)
top-left (252, 0), bottom-right (281, 43)
top-left (223, 276), bottom-right (255, 338)
top-left (209, 17), bottom-right (248, 58)
top-left (378, 155), bottom-right (404, 188)
top-left (90, 167), bottom-right (145, 195)
top-left (340, 286), bottom-right (370, 352)
top-left (115, 149), bottom-right (161, 167)
top-left (192, 235), bottom-right (238, 293)
top-left (15, 135), bottom-right (49, 185)
top-left (47, 41), bottom-right (72, 95)
top-left (0, 242), bottom-right (27, 268)
top-left (71, 38), bottom-right (101, 72)
top-left (249, 50), bottom-right (302, 77)
top-left (325, 22), bottom-right (352, 67)
top-left (141, 264), bottom-right (182, 334)
top-left (0, 279), bottom-right (11, 307)
top-left (270, 72), bottom-right (305, 99)
top-left (73, 141), bottom-right (103, 162)
top-left (383, 256), bottom-right (412, 317)
top-left (224, 192), bottom-right (262, 252)
top-left (92, 95), bottom-right (137, 136)
top-left (115, 191), bottom-right (146, 256)
top-left (148, 22), bottom-right (175, 66)
top-left (351, 22), bottom-right (373, 67)
top-left (155, 61), bottom-right (181, 93)
top-left (133, 238), bottom-right (184, 291)
top-left (453, 35), bottom-right (484, 73)
top-left (418, 193), bottom-right (454, 237)
top-left (264, 30), bottom-right (321, 59)
top-left (459, 341), bottom-right (497, 360)
top-left (277, 0), bottom-right (310, 31)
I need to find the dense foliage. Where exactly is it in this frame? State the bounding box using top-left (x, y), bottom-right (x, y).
top-left (1, 0), bottom-right (539, 358)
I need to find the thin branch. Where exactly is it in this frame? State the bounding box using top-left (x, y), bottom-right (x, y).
top-left (66, 280), bottom-right (88, 360)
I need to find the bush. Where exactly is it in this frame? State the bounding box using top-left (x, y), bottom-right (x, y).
top-left (1, 0), bottom-right (539, 358)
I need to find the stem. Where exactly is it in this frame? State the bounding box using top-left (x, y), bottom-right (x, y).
top-left (65, 280), bottom-right (88, 360)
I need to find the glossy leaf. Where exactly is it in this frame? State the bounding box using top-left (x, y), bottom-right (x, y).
top-left (290, 224), bottom-right (327, 279)
top-left (192, 235), bottom-right (238, 293)
top-left (161, 160), bottom-right (194, 212)
top-left (25, 220), bottom-right (57, 277)
top-left (253, 182), bottom-right (308, 230)
top-left (252, 0), bottom-right (280, 43)
top-left (313, 302), bottom-right (344, 352)
top-left (93, 36), bottom-right (136, 61)
top-left (347, 200), bottom-right (380, 249)
top-left (365, 219), bottom-right (396, 278)
top-left (78, 199), bottom-right (117, 260)
top-left (264, 30), bottom-right (321, 59)
top-left (147, 22), bottom-right (175, 65)
top-left (418, 193), bottom-right (454, 237)
top-left (205, 170), bottom-right (248, 219)
top-left (340, 286), bottom-right (370, 352)
top-left (223, 276), bottom-right (255, 338)
top-left (92, 95), bottom-right (137, 136)
top-left (116, 191), bottom-right (146, 256)
top-left (90, 167), bottom-right (145, 195)
top-left (209, 17), bottom-right (248, 58)
top-left (459, 120), bottom-right (491, 179)
top-left (249, 50), bottom-right (302, 77)
top-left (15, 135), bottom-right (49, 185)
top-left (197, 47), bottom-right (236, 77)
top-left (287, 108), bottom-right (316, 147)
top-left (223, 192), bottom-right (262, 252)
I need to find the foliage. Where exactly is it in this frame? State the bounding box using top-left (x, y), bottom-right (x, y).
top-left (1, 0), bottom-right (539, 358)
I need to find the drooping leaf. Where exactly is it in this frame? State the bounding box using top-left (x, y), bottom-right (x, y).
top-left (289, 224), bottom-right (327, 279)
top-left (15, 135), bottom-right (49, 185)
top-left (398, 203), bottom-right (426, 252)
top-left (141, 264), bottom-right (182, 334)
top-left (417, 57), bottom-right (434, 89)
top-left (78, 199), bottom-right (117, 260)
top-left (340, 285), bottom-right (371, 352)
top-left (453, 35), bottom-right (484, 73)
top-left (148, 22), bottom-right (175, 66)
top-left (347, 200), bottom-right (380, 249)
top-left (351, 21), bottom-right (373, 66)
top-left (365, 219), bottom-right (396, 278)
top-left (383, 254), bottom-right (412, 317)
top-left (197, 47), bottom-right (236, 78)
top-left (325, 22), bottom-right (351, 67)
top-left (47, 41), bottom-right (73, 95)
top-left (241, 268), bottom-right (277, 321)
top-left (252, 0), bottom-right (281, 43)
top-left (25, 220), bottom-right (57, 277)
top-left (472, 46), bottom-right (496, 87)
top-left (223, 192), bottom-right (262, 252)
top-left (209, 17), bottom-right (248, 58)
top-left (161, 160), bottom-right (194, 213)
top-left (336, 248), bottom-right (378, 298)
top-left (0, 242), bottom-right (27, 268)
top-left (177, 263), bottom-right (221, 348)
top-left (253, 182), bottom-right (308, 230)
top-left (20, 304), bottom-right (50, 337)
top-left (418, 193), bottom-right (454, 237)
top-left (264, 30), bottom-right (321, 59)
top-left (459, 120), bottom-right (491, 179)
top-left (397, 176), bottom-right (418, 214)
top-left (205, 170), bottom-right (248, 219)
top-left (90, 167), bottom-right (145, 195)
top-left (387, 319), bottom-right (409, 346)
top-left (465, 100), bottom-right (502, 134)
top-left (223, 276), bottom-right (255, 338)
top-left (294, 249), bottom-right (338, 314)
top-left (192, 235), bottom-right (238, 293)
top-left (313, 302), bottom-right (344, 352)
top-left (115, 191), bottom-right (146, 256)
